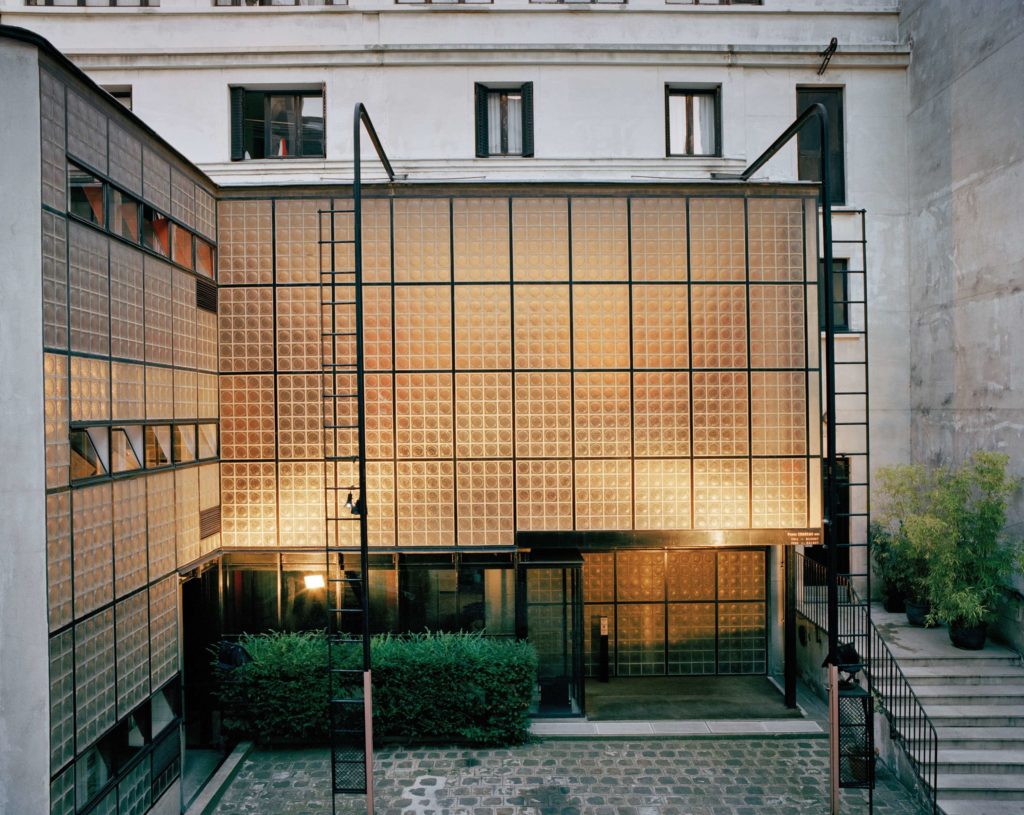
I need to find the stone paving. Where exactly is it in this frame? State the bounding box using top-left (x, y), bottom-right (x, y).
top-left (210, 738), bottom-right (931, 815)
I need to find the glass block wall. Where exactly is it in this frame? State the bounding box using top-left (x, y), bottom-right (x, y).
top-left (218, 192), bottom-right (820, 551)
top-left (39, 61), bottom-right (218, 814)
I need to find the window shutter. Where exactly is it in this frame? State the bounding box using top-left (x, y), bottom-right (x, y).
top-left (321, 82), bottom-right (327, 159)
top-left (474, 84), bottom-right (490, 158)
top-left (230, 87), bottom-right (245, 162)
top-left (520, 82), bottom-right (534, 158)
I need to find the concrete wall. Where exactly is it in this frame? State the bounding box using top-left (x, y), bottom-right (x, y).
top-left (0, 40), bottom-right (51, 815)
top-left (901, 0), bottom-right (1024, 648)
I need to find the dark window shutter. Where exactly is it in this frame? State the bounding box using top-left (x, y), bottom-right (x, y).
top-left (230, 87), bottom-right (245, 162)
top-left (520, 82), bottom-right (534, 158)
top-left (474, 84), bottom-right (490, 158)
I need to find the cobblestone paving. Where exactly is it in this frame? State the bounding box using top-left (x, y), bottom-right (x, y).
top-left (211, 738), bottom-right (930, 815)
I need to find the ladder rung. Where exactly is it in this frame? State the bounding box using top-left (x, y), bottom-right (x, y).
top-left (328, 608), bottom-right (364, 615)
top-left (325, 455), bottom-right (360, 462)
top-left (326, 515), bottom-right (362, 522)
top-left (321, 300), bottom-right (358, 306)
top-left (328, 576), bottom-right (364, 584)
top-left (323, 363), bottom-right (358, 369)
top-left (324, 424), bottom-right (359, 430)
top-left (318, 238), bottom-right (356, 245)
top-left (321, 331), bottom-right (358, 337)
top-left (835, 391), bottom-right (867, 396)
top-left (322, 393), bottom-right (359, 399)
top-left (320, 269), bottom-right (356, 275)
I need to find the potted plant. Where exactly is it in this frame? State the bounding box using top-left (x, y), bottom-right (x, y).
top-left (922, 452), bottom-right (1022, 650)
top-left (870, 523), bottom-right (905, 612)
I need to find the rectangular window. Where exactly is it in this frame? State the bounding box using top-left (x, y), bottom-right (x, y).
top-left (171, 223), bottom-right (194, 270)
top-left (110, 188), bottom-right (140, 242)
top-left (475, 83), bottom-right (534, 158)
top-left (195, 239), bottom-right (215, 279)
top-left (666, 87), bottom-right (720, 157)
top-left (103, 86), bottom-right (133, 111)
top-left (797, 87), bottom-right (845, 205)
top-left (143, 205), bottom-right (170, 257)
top-left (68, 163), bottom-right (105, 226)
top-left (818, 258), bottom-right (850, 332)
top-left (230, 88), bottom-right (325, 161)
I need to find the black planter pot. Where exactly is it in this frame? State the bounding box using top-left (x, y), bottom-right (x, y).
top-left (904, 599), bottom-right (931, 627)
top-left (882, 587), bottom-right (906, 614)
top-left (949, 621), bottom-right (987, 650)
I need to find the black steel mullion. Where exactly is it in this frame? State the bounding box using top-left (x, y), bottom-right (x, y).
top-left (684, 197), bottom-right (695, 530)
top-left (566, 196), bottom-right (576, 531)
top-left (448, 198), bottom-right (458, 546)
top-left (743, 198), bottom-right (753, 527)
top-left (508, 197), bottom-right (518, 538)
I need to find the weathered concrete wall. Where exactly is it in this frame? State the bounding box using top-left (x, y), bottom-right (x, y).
top-left (902, 0), bottom-right (1024, 648)
top-left (0, 40), bottom-right (50, 815)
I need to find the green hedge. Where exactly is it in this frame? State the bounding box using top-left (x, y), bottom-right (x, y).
top-left (214, 631), bottom-right (537, 746)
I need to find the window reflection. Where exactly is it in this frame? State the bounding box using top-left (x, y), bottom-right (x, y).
top-left (143, 205), bottom-right (170, 256)
top-left (145, 425), bottom-right (172, 468)
top-left (110, 188), bottom-right (140, 242)
top-left (68, 163), bottom-right (105, 226)
top-left (171, 224), bottom-right (194, 270)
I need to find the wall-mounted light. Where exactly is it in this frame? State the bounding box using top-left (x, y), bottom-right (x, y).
top-left (344, 491), bottom-right (361, 515)
top-left (304, 574), bottom-right (325, 590)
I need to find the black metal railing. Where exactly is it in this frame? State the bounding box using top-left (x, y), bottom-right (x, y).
top-left (796, 552), bottom-right (938, 814)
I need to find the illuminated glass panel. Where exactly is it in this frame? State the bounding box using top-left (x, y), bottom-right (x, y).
top-left (513, 284), bottom-right (570, 370)
top-left (454, 372), bottom-right (513, 459)
top-left (751, 371), bottom-right (807, 456)
top-left (748, 198), bottom-right (804, 283)
top-left (514, 459), bottom-right (573, 531)
top-left (366, 461), bottom-right (396, 547)
top-left (456, 460), bottom-right (515, 546)
top-left (631, 198), bottom-right (687, 282)
top-left (219, 287), bottom-right (274, 373)
top-left (632, 284), bottom-right (689, 369)
top-left (575, 459), bottom-right (631, 530)
top-left (217, 199), bottom-right (272, 286)
top-left (692, 371), bottom-right (749, 457)
top-left (617, 550), bottom-right (665, 601)
top-left (752, 458), bottom-right (808, 528)
top-left (396, 460), bottom-right (455, 547)
top-left (617, 604), bottom-right (665, 676)
top-left (514, 372), bottom-right (572, 459)
top-left (278, 461), bottom-right (324, 546)
top-left (633, 372), bottom-right (690, 458)
top-left (693, 459), bottom-right (749, 529)
top-left (634, 459), bottom-right (691, 530)
top-left (571, 198), bottom-right (628, 281)
top-left (689, 198), bottom-right (745, 282)
top-left (690, 285), bottom-right (747, 369)
top-left (365, 373), bottom-right (395, 460)
top-left (393, 199), bottom-right (451, 283)
top-left (220, 374), bottom-right (275, 460)
top-left (455, 285), bottom-right (511, 370)
top-left (221, 462), bottom-right (277, 547)
top-left (573, 372), bottom-right (631, 458)
top-left (750, 284), bottom-right (806, 369)
top-left (395, 373), bottom-right (454, 459)
top-left (511, 198), bottom-right (569, 281)
top-left (276, 286), bottom-right (320, 373)
top-left (453, 198), bottom-right (510, 282)
top-left (277, 374), bottom-right (322, 460)
top-left (667, 550), bottom-right (716, 601)
top-left (363, 286), bottom-right (393, 371)
top-left (572, 284), bottom-right (630, 369)
top-left (275, 199), bottom-right (327, 285)
top-left (361, 199), bottom-right (392, 284)
top-left (393, 285), bottom-right (452, 370)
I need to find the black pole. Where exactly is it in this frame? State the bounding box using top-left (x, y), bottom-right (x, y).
top-left (784, 547), bottom-right (797, 708)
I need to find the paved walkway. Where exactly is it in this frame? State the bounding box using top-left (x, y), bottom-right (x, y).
top-left (210, 739), bottom-right (930, 815)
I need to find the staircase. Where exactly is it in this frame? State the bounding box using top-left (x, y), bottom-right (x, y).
top-left (873, 605), bottom-right (1024, 815)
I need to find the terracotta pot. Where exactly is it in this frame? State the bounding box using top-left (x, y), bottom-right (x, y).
top-left (904, 599), bottom-right (930, 627)
top-left (949, 621), bottom-right (987, 650)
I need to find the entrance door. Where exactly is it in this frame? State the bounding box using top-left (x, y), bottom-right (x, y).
top-left (517, 557), bottom-right (584, 716)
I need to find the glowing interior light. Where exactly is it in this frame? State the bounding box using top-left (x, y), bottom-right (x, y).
top-left (304, 574), bottom-right (325, 590)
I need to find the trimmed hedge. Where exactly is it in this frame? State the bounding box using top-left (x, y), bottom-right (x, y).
top-left (214, 631), bottom-right (537, 746)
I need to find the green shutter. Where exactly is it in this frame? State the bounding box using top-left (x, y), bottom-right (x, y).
top-left (521, 82), bottom-right (534, 158)
top-left (474, 84), bottom-right (489, 158)
top-left (230, 87), bottom-right (245, 162)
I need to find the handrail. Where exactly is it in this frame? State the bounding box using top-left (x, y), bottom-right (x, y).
top-left (795, 553), bottom-right (938, 814)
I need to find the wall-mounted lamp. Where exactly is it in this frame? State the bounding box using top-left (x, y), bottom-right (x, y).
top-left (304, 574), bottom-right (325, 590)
top-left (344, 491), bottom-right (361, 515)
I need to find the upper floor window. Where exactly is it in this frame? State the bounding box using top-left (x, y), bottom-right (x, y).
top-left (215, 0), bottom-right (338, 5)
top-left (666, 85), bottom-right (720, 157)
top-left (26, 0), bottom-right (159, 5)
top-left (475, 83), bottom-right (534, 158)
top-left (818, 258), bottom-right (850, 333)
top-left (797, 86), bottom-right (845, 205)
top-left (666, 1), bottom-right (762, 5)
top-left (230, 87), bottom-right (325, 161)
top-left (103, 85), bottom-right (133, 111)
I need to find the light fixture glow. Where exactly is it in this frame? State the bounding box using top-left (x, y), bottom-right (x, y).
top-left (304, 574), bottom-right (325, 590)
top-left (344, 491), bottom-right (353, 511)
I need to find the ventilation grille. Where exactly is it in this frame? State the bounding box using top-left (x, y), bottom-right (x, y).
top-left (196, 278), bottom-right (218, 314)
top-left (199, 505), bottom-right (221, 539)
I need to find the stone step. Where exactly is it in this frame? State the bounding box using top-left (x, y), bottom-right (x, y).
top-left (900, 665), bottom-right (1024, 686)
top-left (933, 727), bottom-right (1024, 750)
top-left (873, 654), bottom-right (1022, 671)
top-left (913, 685), bottom-right (1024, 706)
top-left (934, 773), bottom-right (1024, 801)
top-left (939, 799), bottom-right (1024, 815)
top-left (924, 705), bottom-right (1024, 728)
top-left (934, 749), bottom-right (1024, 775)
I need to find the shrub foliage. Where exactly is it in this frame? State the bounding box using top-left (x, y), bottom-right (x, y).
top-left (214, 631), bottom-right (537, 746)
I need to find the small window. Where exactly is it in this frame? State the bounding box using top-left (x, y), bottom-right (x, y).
top-left (475, 83), bottom-right (534, 158)
top-left (666, 86), bottom-right (720, 157)
top-left (196, 239), bottom-right (215, 279)
top-left (145, 425), bottom-right (172, 468)
top-left (797, 87), bottom-right (845, 205)
top-left (230, 88), bottom-right (325, 161)
top-left (143, 206), bottom-right (170, 257)
top-left (111, 426), bottom-right (144, 473)
top-left (818, 258), bottom-right (850, 332)
top-left (111, 188), bottom-right (141, 242)
top-left (198, 423), bottom-right (219, 460)
top-left (68, 163), bottom-right (105, 226)
top-left (173, 424), bottom-right (197, 464)
top-left (70, 428), bottom-right (108, 480)
top-left (103, 86), bottom-right (133, 111)
top-left (171, 224), bottom-right (194, 270)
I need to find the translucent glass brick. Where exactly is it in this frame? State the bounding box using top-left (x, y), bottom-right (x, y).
top-left (718, 550), bottom-right (766, 600)
top-left (634, 459), bottom-right (691, 530)
top-left (362, 285), bottom-right (393, 371)
top-left (199, 463), bottom-right (220, 512)
top-left (572, 284), bottom-right (630, 369)
top-left (513, 284), bottom-right (570, 370)
top-left (692, 371), bottom-right (749, 457)
top-left (689, 198), bottom-right (745, 282)
top-left (693, 459), bottom-right (749, 529)
top-left (632, 284), bottom-right (688, 369)
top-left (278, 461), bottom-right (324, 547)
top-left (393, 285), bottom-right (452, 370)
top-left (751, 371), bottom-right (807, 456)
top-left (40, 70), bottom-right (66, 212)
top-left (170, 169), bottom-right (196, 229)
top-left (175, 467), bottom-right (200, 566)
top-left (197, 309), bottom-right (218, 373)
top-left (570, 198), bottom-right (628, 281)
top-left (365, 373), bottom-right (394, 460)
top-left (220, 462), bottom-right (277, 547)
top-left (750, 284), bottom-right (806, 369)
top-left (198, 372), bottom-right (218, 419)
top-left (667, 550), bottom-right (716, 601)
top-left (575, 459), bottom-right (631, 530)
top-left (752, 458), bottom-right (809, 528)
top-left (51, 766), bottom-right (75, 815)
top-left (453, 198), bottom-right (510, 281)
top-left (690, 285), bottom-right (747, 369)
top-left (218, 200), bottom-right (272, 285)
top-left (145, 365), bottom-right (173, 421)
top-left (142, 147), bottom-right (171, 213)
top-left (45, 353), bottom-right (70, 488)
top-left (218, 286), bottom-right (274, 373)
top-left (111, 362), bottom-right (145, 422)
top-left (514, 372), bottom-right (572, 459)
top-left (146, 472), bottom-right (176, 580)
top-left (277, 373), bottom-right (323, 459)
top-left (582, 552), bottom-right (614, 603)
top-left (42, 210), bottom-right (69, 350)
top-left (108, 122), bottom-right (142, 197)
top-left (512, 198), bottom-right (569, 281)
top-left (361, 198), bottom-right (392, 283)
top-left (454, 285), bottom-right (511, 370)
top-left (73, 483), bottom-right (114, 617)
top-left (617, 550), bottom-right (666, 601)
top-left (117, 757), bottom-right (151, 815)
top-left (195, 186), bottom-right (217, 242)
top-left (515, 459), bottom-right (573, 531)
top-left (616, 604), bottom-right (664, 677)
top-left (47, 491), bottom-right (73, 631)
top-left (113, 478), bottom-right (147, 597)
top-left (393, 199), bottom-right (451, 282)
top-left (667, 602), bottom-right (715, 674)
top-left (49, 630), bottom-right (74, 773)
top-left (149, 577), bottom-right (179, 687)
top-left (173, 369), bottom-right (198, 420)
top-left (70, 355), bottom-right (110, 423)
top-left (748, 198), bottom-right (804, 283)
top-left (395, 373), bottom-right (453, 459)
top-left (110, 242), bottom-right (145, 361)
top-left (630, 198), bottom-right (687, 282)
top-left (172, 269), bottom-right (197, 370)
top-left (144, 256), bottom-right (174, 366)
top-left (220, 374), bottom-right (275, 460)
top-left (75, 607), bottom-right (116, 748)
top-left (69, 223), bottom-right (110, 356)
top-left (457, 460), bottom-right (514, 546)
top-left (276, 286), bottom-right (320, 372)
top-left (574, 371), bottom-right (631, 458)
top-left (396, 460), bottom-right (455, 547)
top-left (275, 199), bottom-right (328, 285)
top-left (115, 591), bottom-right (150, 716)
top-left (67, 89), bottom-right (108, 173)
top-left (366, 461), bottom-right (396, 547)
top-left (633, 371), bottom-right (690, 458)
top-left (454, 372), bottom-right (513, 459)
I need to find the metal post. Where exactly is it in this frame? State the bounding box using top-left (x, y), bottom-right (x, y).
top-left (784, 548), bottom-right (797, 708)
top-left (829, 664), bottom-right (841, 815)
